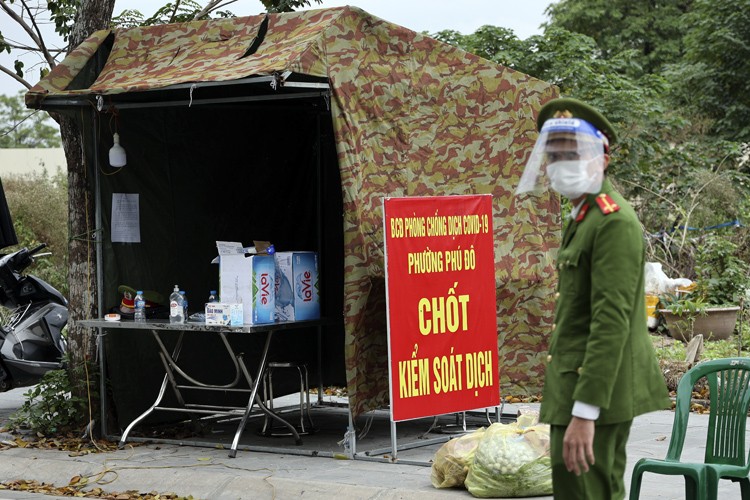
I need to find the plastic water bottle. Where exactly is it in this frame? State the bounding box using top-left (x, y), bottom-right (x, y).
top-left (169, 285), bottom-right (184, 324)
top-left (180, 290), bottom-right (188, 320)
top-left (208, 290), bottom-right (218, 303)
top-left (134, 291), bottom-right (146, 322)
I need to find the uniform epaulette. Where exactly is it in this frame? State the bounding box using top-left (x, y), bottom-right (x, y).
top-left (575, 203), bottom-right (590, 222)
top-left (595, 193), bottom-right (620, 215)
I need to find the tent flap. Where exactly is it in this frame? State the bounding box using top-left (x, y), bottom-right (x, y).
top-left (25, 29), bottom-right (112, 108)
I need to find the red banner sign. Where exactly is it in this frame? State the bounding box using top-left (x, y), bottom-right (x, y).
top-left (384, 195), bottom-right (499, 422)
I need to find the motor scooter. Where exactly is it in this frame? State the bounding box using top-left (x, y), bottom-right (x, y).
top-left (0, 243), bottom-right (67, 392)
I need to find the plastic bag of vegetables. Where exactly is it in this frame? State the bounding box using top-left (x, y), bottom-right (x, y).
top-left (431, 427), bottom-right (486, 488)
top-left (464, 422), bottom-right (552, 498)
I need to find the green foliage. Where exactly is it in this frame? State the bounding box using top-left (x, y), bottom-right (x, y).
top-left (694, 233), bottom-right (750, 306)
top-left (114, 1), bottom-right (221, 27)
top-left (672, 0), bottom-right (750, 141)
top-left (430, 29), bottom-right (465, 48)
top-left (2, 171), bottom-right (69, 298)
top-left (659, 292), bottom-right (708, 337)
top-left (654, 309), bottom-right (750, 361)
top-left (654, 336), bottom-right (746, 362)
top-left (545, 0), bottom-right (693, 75)
top-left (525, 2), bottom-right (750, 300)
top-left (0, 91), bottom-right (61, 148)
top-left (631, 153), bottom-right (749, 281)
top-left (0, 31), bottom-right (10, 54)
top-left (260, 0), bottom-right (321, 13)
top-left (432, 7), bottom-right (750, 301)
top-left (9, 364), bottom-right (92, 435)
top-left (113, 0), bottom-right (323, 26)
top-left (443, 25), bottom-right (526, 68)
top-left (660, 292), bottom-right (708, 316)
top-left (47, 0), bottom-right (81, 42)
top-left (653, 337), bottom-right (686, 360)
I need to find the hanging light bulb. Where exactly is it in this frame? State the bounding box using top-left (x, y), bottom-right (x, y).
top-left (109, 132), bottom-right (127, 167)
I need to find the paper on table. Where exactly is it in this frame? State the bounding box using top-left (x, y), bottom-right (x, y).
top-left (111, 193), bottom-right (141, 243)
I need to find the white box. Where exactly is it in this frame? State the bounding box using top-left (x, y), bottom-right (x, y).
top-left (274, 251), bottom-right (320, 321)
top-left (213, 241), bottom-right (276, 325)
top-left (205, 302), bottom-right (243, 326)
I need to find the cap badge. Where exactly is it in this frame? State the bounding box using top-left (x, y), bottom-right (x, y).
top-left (552, 110), bottom-right (574, 119)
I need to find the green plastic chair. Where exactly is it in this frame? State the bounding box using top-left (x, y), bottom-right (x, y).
top-left (630, 357), bottom-right (750, 500)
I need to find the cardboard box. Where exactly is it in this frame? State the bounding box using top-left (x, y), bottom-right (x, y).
top-left (205, 302), bottom-right (243, 326)
top-left (274, 251), bottom-right (320, 321)
top-left (214, 241), bottom-right (276, 325)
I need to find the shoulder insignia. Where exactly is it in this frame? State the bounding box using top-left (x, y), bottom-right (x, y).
top-left (575, 203), bottom-right (590, 222)
top-left (595, 194), bottom-right (620, 215)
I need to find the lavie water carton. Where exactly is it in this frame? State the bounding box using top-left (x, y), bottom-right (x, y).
top-left (214, 241), bottom-right (276, 325)
top-left (274, 251), bottom-right (320, 321)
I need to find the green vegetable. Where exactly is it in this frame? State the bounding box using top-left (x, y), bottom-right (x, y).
top-left (465, 422), bottom-right (553, 498)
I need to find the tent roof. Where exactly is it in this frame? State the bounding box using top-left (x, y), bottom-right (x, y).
top-left (26, 7), bottom-right (352, 107)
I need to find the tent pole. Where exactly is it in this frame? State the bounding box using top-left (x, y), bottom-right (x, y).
top-left (40, 92), bottom-right (329, 111)
top-left (91, 107), bottom-right (107, 438)
top-left (315, 110), bottom-right (324, 404)
top-left (92, 109), bottom-right (104, 323)
top-left (346, 410), bottom-right (356, 458)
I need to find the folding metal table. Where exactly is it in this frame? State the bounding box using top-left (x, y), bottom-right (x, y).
top-left (81, 318), bottom-right (329, 457)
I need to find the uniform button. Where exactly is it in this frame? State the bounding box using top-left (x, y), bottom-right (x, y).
top-left (547, 355), bottom-right (552, 362)
top-left (577, 367), bottom-right (582, 374)
top-left (555, 292), bottom-right (560, 298)
top-left (552, 323), bottom-right (556, 330)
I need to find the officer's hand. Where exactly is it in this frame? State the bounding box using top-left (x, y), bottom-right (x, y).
top-left (563, 416), bottom-right (595, 475)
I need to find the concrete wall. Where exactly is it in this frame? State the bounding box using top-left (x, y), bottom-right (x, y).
top-left (0, 148), bottom-right (66, 176)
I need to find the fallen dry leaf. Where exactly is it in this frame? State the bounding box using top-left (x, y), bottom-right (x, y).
top-left (1, 478), bottom-right (195, 499)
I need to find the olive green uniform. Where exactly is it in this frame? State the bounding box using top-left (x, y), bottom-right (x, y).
top-left (540, 179), bottom-right (670, 499)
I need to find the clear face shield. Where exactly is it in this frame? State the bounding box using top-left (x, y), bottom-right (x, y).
top-left (516, 118), bottom-right (608, 200)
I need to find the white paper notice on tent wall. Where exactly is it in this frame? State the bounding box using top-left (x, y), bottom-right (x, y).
top-left (111, 193), bottom-right (141, 243)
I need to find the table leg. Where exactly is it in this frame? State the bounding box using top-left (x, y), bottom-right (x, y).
top-left (229, 330), bottom-right (301, 457)
top-left (118, 330), bottom-right (185, 448)
top-left (241, 356), bottom-right (302, 440)
top-left (316, 324), bottom-right (323, 405)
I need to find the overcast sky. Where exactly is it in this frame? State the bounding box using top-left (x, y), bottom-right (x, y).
top-left (0, 0), bottom-right (555, 96)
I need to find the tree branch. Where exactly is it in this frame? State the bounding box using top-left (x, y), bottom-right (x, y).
top-left (0, 63), bottom-right (32, 89)
top-left (20, 0), bottom-right (57, 68)
top-left (193, 0), bottom-right (238, 20)
top-left (0, 0), bottom-right (47, 57)
top-left (0, 108), bottom-right (44, 140)
top-left (168, 0), bottom-right (181, 23)
top-left (3, 41), bottom-right (65, 54)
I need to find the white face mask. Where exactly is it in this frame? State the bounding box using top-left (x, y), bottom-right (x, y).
top-left (546, 160), bottom-right (603, 200)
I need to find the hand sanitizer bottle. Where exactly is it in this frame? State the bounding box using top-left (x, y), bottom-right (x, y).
top-left (169, 285), bottom-right (184, 324)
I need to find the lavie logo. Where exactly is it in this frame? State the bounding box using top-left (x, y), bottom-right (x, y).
top-left (260, 273), bottom-right (270, 305)
top-left (300, 271), bottom-right (312, 302)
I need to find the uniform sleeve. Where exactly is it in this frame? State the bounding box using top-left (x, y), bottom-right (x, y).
top-left (571, 213), bottom-right (643, 409)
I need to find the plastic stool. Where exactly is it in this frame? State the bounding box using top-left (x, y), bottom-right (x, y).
top-left (260, 361), bottom-right (315, 436)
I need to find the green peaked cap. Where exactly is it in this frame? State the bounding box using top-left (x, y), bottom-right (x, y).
top-left (536, 97), bottom-right (618, 145)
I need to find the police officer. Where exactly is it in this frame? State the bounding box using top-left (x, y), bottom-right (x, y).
top-left (517, 98), bottom-right (670, 499)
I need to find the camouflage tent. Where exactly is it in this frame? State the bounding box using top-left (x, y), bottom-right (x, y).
top-left (27, 7), bottom-right (559, 421)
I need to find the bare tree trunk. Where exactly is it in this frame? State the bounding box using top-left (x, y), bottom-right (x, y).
top-left (62, 0), bottom-right (115, 422)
